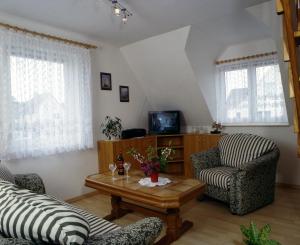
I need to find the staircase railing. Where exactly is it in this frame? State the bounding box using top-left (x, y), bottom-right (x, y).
top-left (277, 0), bottom-right (300, 155)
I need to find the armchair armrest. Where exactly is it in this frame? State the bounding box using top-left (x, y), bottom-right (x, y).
top-left (230, 148), bottom-right (280, 215)
top-left (14, 174), bottom-right (46, 194)
top-left (85, 217), bottom-right (163, 245)
top-left (237, 147), bottom-right (280, 172)
top-left (191, 147), bottom-right (221, 178)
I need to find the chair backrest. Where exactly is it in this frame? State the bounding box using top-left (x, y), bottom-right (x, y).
top-left (218, 133), bottom-right (276, 167)
top-left (0, 162), bottom-right (15, 184)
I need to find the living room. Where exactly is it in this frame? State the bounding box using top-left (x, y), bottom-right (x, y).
top-left (0, 0), bottom-right (299, 244)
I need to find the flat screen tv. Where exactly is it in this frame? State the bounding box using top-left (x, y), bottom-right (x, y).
top-left (148, 111), bottom-right (180, 135)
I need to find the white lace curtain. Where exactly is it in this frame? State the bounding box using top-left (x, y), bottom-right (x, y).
top-left (216, 55), bottom-right (288, 125)
top-left (0, 28), bottom-right (93, 160)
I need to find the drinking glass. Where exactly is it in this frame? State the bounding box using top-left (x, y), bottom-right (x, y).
top-left (124, 162), bottom-right (131, 178)
top-left (109, 163), bottom-right (117, 180)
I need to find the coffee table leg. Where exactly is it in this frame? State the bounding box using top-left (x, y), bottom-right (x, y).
top-left (104, 195), bottom-right (131, 221)
top-left (156, 208), bottom-right (193, 245)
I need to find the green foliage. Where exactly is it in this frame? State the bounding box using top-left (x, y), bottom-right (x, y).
top-left (127, 143), bottom-right (174, 172)
top-left (240, 222), bottom-right (280, 245)
top-left (146, 145), bottom-right (156, 161)
top-left (101, 116), bottom-right (122, 140)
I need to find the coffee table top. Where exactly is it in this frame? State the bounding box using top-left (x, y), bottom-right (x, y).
top-left (85, 170), bottom-right (205, 209)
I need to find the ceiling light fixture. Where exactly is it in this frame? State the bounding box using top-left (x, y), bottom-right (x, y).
top-left (110, 0), bottom-right (132, 24)
top-left (121, 9), bottom-right (128, 23)
top-left (112, 0), bottom-right (121, 16)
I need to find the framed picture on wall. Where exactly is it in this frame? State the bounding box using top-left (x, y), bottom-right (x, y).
top-left (100, 72), bottom-right (112, 90)
top-left (119, 86), bottom-right (129, 102)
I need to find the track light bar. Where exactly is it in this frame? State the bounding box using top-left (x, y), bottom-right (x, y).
top-left (110, 0), bottom-right (133, 23)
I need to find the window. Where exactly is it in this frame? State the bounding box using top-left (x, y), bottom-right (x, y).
top-left (216, 57), bottom-right (288, 125)
top-left (0, 29), bottom-right (93, 160)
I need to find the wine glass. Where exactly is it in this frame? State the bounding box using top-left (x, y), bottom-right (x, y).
top-left (124, 162), bottom-right (131, 178)
top-left (109, 163), bottom-right (117, 180)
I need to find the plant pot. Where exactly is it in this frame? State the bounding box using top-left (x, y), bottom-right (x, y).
top-left (150, 172), bottom-right (159, 183)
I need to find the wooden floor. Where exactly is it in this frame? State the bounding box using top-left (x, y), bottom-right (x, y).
top-left (72, 187), bottom-right (300, 244)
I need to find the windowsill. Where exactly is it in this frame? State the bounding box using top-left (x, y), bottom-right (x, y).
top-left (222, 123), bottom-right (290, 127)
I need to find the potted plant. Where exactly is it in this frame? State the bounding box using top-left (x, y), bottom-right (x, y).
top-left (127, 144), bottom-right (174, 182)
top-left (210, 121), bottom-right (223, 134)
top-left (240, 222), bottom-right (281, 245)
top-left (101, 116), bottom-right (122, 140)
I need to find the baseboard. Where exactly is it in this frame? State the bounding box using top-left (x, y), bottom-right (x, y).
top-left (65, 191), bottom-right (100, 203)
top-left (276, 183), bottom-right (300, 190)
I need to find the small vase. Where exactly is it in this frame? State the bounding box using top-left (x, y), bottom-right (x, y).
top-left (150, 172), bottom-right (159, 183)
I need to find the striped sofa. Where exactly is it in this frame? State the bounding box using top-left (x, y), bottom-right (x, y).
top-left (0, 173), bottom-right (163, 245)
top-left (191, 133), bottom-right (280, 215)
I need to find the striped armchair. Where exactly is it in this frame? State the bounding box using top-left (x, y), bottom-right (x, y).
top-left (191, 133), bottom-right (280, 215)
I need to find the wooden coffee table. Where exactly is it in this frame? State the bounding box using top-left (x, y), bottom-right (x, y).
top-left (85, 170), bottom-right (205, 244)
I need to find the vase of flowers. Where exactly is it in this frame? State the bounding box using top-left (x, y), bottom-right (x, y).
top-left (127, 144), bottom-right (174, 182)
top-left (101, 116), bottom-right (122, 140)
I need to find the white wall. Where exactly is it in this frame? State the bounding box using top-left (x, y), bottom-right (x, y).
top-left (218, 38), bottom-right (276, 60)
top-left (92, 44), bottom-right (150, 140)
top-left (0, 12), bottom-right (148, 200)
top-left (185, 26), bottom-right (224, 119)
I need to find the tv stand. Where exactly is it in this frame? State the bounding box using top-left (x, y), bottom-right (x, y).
top-left (97, 133), bottom-right (223, 177)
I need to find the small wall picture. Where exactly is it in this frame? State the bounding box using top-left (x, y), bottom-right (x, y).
top-left (100, 72), bottom-right (112, 90)
top-left (119, 86), bottom-right (129, 102)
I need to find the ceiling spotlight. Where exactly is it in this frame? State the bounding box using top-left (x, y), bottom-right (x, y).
top-left (114, 7), bottom-right (121, 16)
top-left (122, 9), bottom-right (128, 23)
top-left (112, 0), bottom-right (121, 16)
top-left (109, 0), bottom-right (132, 23)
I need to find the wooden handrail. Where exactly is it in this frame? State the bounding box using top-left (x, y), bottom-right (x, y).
top-left (282, 0), bottom-right (300, 155)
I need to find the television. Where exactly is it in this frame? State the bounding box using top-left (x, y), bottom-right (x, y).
top-left (148, 111), bottom-right (180, 135)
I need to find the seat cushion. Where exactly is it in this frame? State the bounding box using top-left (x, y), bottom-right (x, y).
top-left (199, 166), bottom-right (237, 190)
top-left (0, 163), bottom-right (15, 184)
top-left (0, 180), bottom-right (90, 245)
top-left (219, 133), bottom-right (276, 167)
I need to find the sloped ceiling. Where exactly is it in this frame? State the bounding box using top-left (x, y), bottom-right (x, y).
top-left (121, 26), bottom-right (212, 126)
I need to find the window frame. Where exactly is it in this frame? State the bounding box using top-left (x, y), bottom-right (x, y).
top-left (216, 57), bottom-right (289, 126)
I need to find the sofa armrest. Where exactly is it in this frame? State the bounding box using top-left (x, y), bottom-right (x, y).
top-left (0, 237), bottom-right (33, 245)
top-left (0, 218), bottom-right (162, 245)
top-left (85, 217), bottom-right (163, 245)
top-left (191, 147), bottom-right (221, 178)
top-left (14, 174), bottom-right (46, 194)
top-left (229, 148), bottom-right (280, 215)
top-left (0, 233), bottom-right (33, 245)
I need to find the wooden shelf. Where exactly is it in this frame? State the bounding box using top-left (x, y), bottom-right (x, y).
top-left (167, 159), bottom-right (184, 163)
top-left (156, 134), bottom-right (184, 137)
top-left (157, 145), bottom-right (184, 149)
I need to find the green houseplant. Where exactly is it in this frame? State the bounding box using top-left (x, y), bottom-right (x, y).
top-left (240, 222), bottom-right (281, 245)
top-left (101, 116), bottom-right (122, 140)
